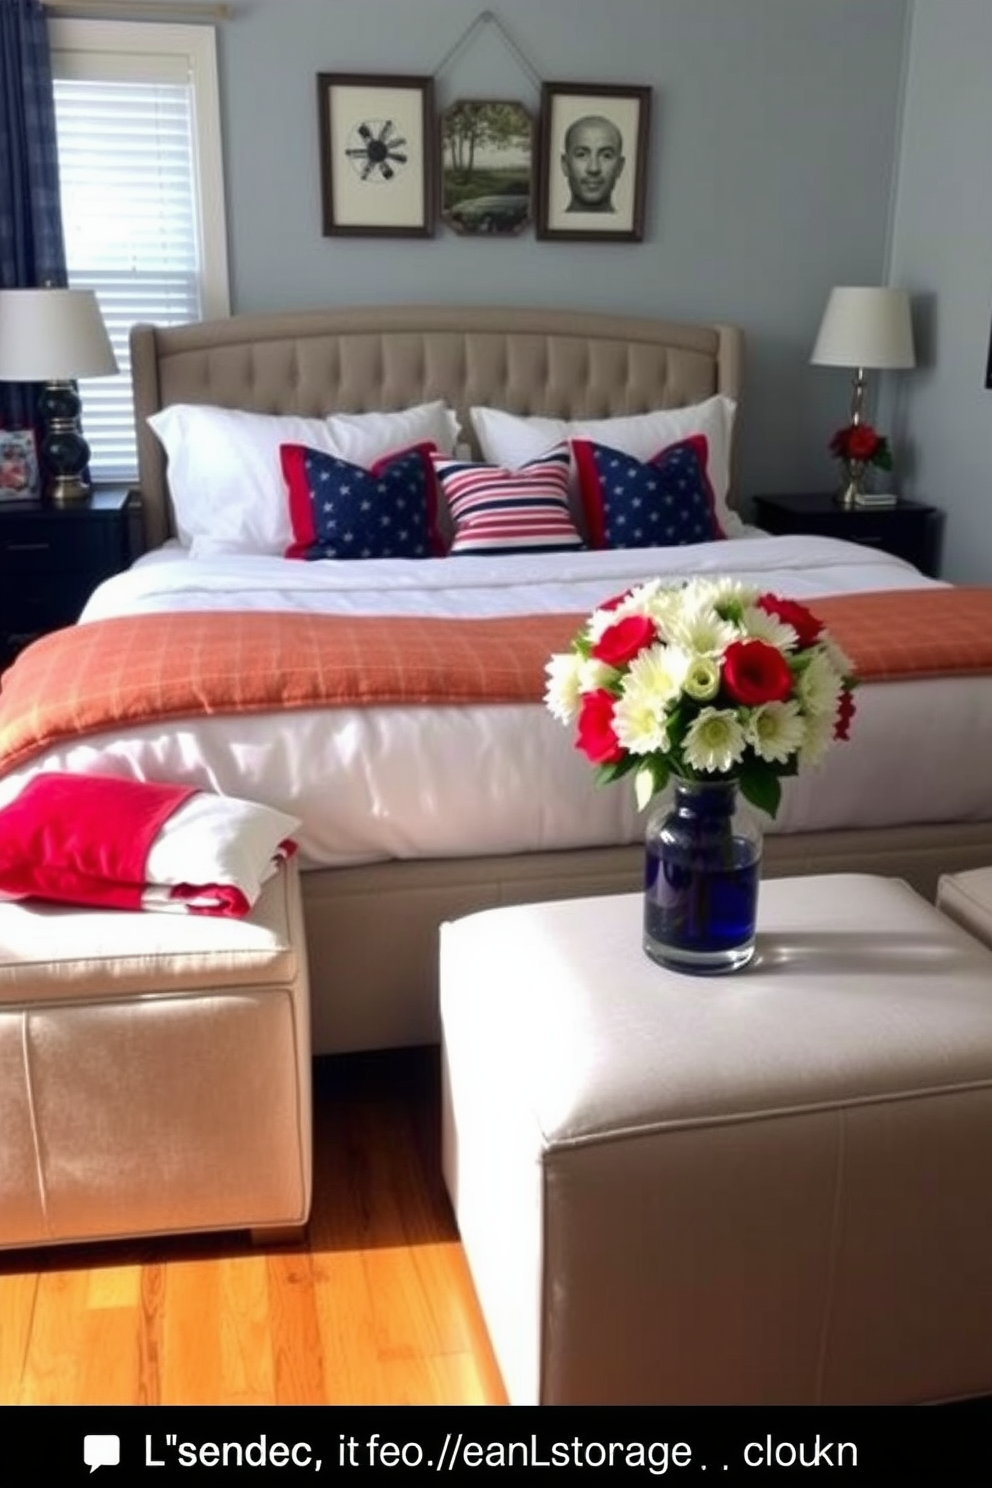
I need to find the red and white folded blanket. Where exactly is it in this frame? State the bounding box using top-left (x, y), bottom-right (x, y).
top-left (0, 773), bottom-right (300, 916)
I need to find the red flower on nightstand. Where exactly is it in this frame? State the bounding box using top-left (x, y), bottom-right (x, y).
top-left (828, 422), bottom-right (893, 471)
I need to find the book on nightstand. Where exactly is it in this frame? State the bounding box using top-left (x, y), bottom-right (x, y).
top-left (853, 491), bottom-right (899, 509)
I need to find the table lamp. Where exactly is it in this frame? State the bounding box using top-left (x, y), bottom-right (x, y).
top-left (810, 285), bottom-right (916, 506)
top-left (0, 287), bottom-right (119, 505)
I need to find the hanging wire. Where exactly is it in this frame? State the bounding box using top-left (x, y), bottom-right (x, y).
top-left (432, 9), bottom-right (543, 90)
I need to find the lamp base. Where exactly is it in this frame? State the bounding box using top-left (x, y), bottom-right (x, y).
top-left (835, 458), bottom-right (868, 510)
top-left (48, 472), bottom-right (92, 505)
top-left (38, 382), bottom-right (93, 507)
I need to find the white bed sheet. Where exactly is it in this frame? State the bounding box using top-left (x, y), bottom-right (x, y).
top-left (6, 535), bottom-right (990, 869)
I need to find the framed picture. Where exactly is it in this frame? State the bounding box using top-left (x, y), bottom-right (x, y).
top-left (317, 72), bottom-right (435, 237)
top-left (440, 99), bottom-right (533, 237)
top-left (0, 427), bottom-right (40, 502)
top-left (536, 82), bottom-right (651, 243)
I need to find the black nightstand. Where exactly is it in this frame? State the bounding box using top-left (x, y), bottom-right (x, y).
top-left (750, 491), bottom-right (941, 577)
top-left (0, 487), bottom-right (141, 664)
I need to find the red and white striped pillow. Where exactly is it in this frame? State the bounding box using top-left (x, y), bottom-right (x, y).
top-left (431, 442), bottom-right (585, 556)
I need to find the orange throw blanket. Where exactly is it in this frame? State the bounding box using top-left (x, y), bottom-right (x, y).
top-left (1, 587), bottom-right (992, 779)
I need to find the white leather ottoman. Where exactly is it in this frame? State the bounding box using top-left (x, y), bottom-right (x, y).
top-left (0, 857), bottom-right (312, 1251)
top-left (938, 867), bottom-right (992, 950)
top-left (440, 873), bottom-right (992, 1405)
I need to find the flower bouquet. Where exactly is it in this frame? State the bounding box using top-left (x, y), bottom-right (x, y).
top-left (829, 422), bottom-right (894, 506)
top-left (545, 576), bottom-right (858, 972)
top-left (545, 575), bottom-right (857, 819)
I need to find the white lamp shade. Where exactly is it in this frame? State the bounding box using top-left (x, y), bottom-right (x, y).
top-left (0, 287), bottom-right (118, 382)
top-left (811, 286), bottom-right (916, 370)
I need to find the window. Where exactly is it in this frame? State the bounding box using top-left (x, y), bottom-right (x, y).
top-left (49, 19), bottom-right (230, 482)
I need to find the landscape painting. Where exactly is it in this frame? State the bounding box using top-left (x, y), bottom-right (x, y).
top-left (441, 100), bottom-right (532, 236)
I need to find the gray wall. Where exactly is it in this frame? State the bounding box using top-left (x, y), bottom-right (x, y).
top-left (209, 1), bottom-right (914, 533)
top-left (887, 0), bottom-right (992, 583)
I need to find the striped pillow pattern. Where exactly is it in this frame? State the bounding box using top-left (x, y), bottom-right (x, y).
top-left (432, 443), bottom-right (585, 555)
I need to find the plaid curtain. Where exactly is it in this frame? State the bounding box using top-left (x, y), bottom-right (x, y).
top-left (0, 0), bottom-right (67, 428)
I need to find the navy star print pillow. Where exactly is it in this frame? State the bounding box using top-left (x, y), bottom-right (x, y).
top-left (280, 441), bottom-right (445, 560)
top-left (572, 434), bottom-right (725, 550)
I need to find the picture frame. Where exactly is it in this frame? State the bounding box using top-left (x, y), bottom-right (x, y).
top-left (0, 427), bottom-right (40, 502)
top-left (536, 82), bottom-right (652, 243)
top-left (440, 99), bottom-right (533, 237)
top-left (317, 72), bottom-right (435, 238)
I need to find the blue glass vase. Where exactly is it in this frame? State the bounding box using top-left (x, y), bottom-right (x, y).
top-left (643, 777), bottom-right (762, 975)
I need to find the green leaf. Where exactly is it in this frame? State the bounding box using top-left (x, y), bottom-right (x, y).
top-left (739, 770), bottom-right (781, 820)
top-left (634, 766), bottom-right (655, 812)
top-left (634, 757), bottom-right (670, 810)
top-left (594, 755), bottom-right (638, 787)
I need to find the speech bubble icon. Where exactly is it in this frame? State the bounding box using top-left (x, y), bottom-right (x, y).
top-left (83, 1435), bottom-right (121, 1473)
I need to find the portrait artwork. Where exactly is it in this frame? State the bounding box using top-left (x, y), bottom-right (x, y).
top-left (537, 83), bottom-right (652, 243)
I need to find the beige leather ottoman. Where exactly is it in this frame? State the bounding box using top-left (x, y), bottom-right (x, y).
top-left (0, 857), bottom-right (312, 1251)
top-left (440, 873), bottom-right (992, 1405)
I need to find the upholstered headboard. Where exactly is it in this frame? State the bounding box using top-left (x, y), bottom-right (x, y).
top-left (130, 303), bottom-right (744, 550)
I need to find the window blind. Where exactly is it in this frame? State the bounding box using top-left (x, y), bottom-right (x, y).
top-left (49, 19), bottom-right (229, 487)
top-left (53, 76), bottom-right (202, 481)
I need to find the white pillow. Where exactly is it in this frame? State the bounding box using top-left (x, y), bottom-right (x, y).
top-left (470, 396), bottom-right (743, 537)
top-left (148, 401), bottom-right (461, 553)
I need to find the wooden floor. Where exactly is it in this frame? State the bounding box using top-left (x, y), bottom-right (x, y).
top-left (0, 1048), bottom-right (508, 1406)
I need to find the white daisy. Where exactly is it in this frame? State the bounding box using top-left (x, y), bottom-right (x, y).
top-left (544, 651), bottom-right (584, 723)
top-left (611, 642), bottom-right (690, 754)
top-left (746, 699), bottom-right (806, 763)
top-left (578, 656), bottom-right (617, 692)
top-left (684, 576), bottom-right (759, 616)
top-left (740, 603), bottom-right (797, 651)
top-left (666, 596), bottom-right (740, 658)
top-left (797, 650), bottom-right (844, 718)
top-left (613, 692), bottom-right (671, 756)
top-left (797, 712), bottom-right (835, 767)
top-left (682, 707), bottom-right (747, 774)
top-left (625, 640), bottom-right (692, 704)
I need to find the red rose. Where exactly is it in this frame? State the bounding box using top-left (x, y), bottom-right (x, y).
top-left (828, 422), bottom-right (891, 467)
top-left (591, 614), bottom-right (656, 668)
top-left (834, 687), bottom-right (857, 741)
top-left (575, 688), bottom-right (623, 765)
top-left (757, 594), bottom-right (824, 648)
top-left (845, 424), bottom-right (880, 461)
top-left (598, 587), bottom-right (636, 612)
top-left (721, 639), bottom-right (793, 706)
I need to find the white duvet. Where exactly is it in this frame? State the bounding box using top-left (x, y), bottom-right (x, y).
top-left (6, 533), bottom-right (990, 869)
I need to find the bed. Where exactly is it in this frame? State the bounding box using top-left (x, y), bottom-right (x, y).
top-left (3, 303), bottom-right (992, 1055)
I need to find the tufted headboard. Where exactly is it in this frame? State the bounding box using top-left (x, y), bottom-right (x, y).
top-left (130, 303), bottom-right (744, 550)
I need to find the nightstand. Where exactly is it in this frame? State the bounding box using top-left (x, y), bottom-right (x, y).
top-left (750, 491), bottom-right (941, 577)
top-left (0, 487), bottom-right (141, 664)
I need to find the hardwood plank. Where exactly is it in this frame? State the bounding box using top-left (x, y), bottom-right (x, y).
top-left (0, 1269), bottom-right (37, 1406)
top-left (137, 1261), bottom-right (166, 1405)
top-left (0, 1048), bottom-right (507, 1406)
top-left (77, 1285), bottom-right (143, 1405)
top-left (17, 1265), bottom-right (90, 1405)
top-left (265, 1248), bottom-right (327, 1406)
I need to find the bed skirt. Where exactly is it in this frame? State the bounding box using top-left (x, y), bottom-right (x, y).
top-left (300, 821), bottom-right (992, 1055)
